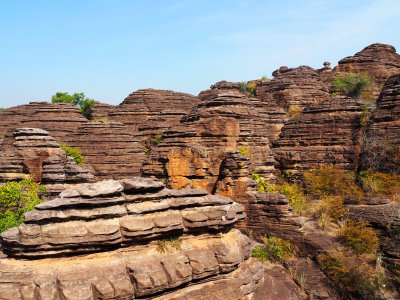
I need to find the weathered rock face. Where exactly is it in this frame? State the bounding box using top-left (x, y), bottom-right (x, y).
top-left (0, 128), bottom-right (93, 184)
top-left (256, 66), bottom-right (330, 110)
top-left (361, 74), bottom-right (400, 173)
top-left (0, 102), bottom-right (146, 181)
top-left (108, 89), bottom-right (200, 146)
top-left (142, 90), bottom-right (277, 195)
top-left (63, 120), bottom-right (146, 180)
top-left (333, 43), bottom-right (400, 88)
top-left (273, 96), bottom-right (365, 178)
top-left (87, 100), bottom-right (116, 120)
top-left (0, 177), bottom-right (263, 299)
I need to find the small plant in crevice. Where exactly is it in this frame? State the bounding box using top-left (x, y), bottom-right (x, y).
top-left (252, 236), bottom-right (297, 264)
top-left (156, 237), bottom-right (182, 253)
top-left (239, 146), bottom-right (250, 158)
top-left (141, 144), bottom-right (150, 156)
top-left (154, 134), bottom-right (163, 145)
top-left (287, 105), bottom-right (303, 118)
top-left (0, 178), bottom-right (46, 233)
top-left (92, 117), bottom-right (109, 121)
top-left (360, 104), bottom-right (375, 127)
top-left (59, 142), bottom-right (84, 165)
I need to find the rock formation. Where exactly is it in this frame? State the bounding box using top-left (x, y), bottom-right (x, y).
top-left (88, 100), bottom-right (116, 120)
top-left (0, 177), bottom-right (264, 299)
top-left (273, 96), bottom-right (365, 178)
top-left (361, 74), bottom-right (400, 173)
top-left (142, 89), bottom-right (277, 195)
top-left (0, 128), bottom-right (93, 185)
top-left (108, 89), bottom-right (200, 146)
top-left (0, 102), bottom-right (146, 181)
top-left (256, 66), bottom-right (330, 110)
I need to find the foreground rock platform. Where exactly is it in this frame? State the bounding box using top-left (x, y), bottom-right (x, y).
top-left (0, 177), bottom-right (263, 299)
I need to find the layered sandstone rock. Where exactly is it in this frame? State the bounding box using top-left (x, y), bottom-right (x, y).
top-left (87, 100), bottom-right (116, 120)
top-left (333, 43), bottom-right (400, 88)
top-left (361, 74), bottom-right (400, 173)
top-left (108, 89), bottom-right (200, 146)
top-left (63, 120), bottom-right (146, 180)
top-left (256, 66), bottom-right (330, 110)
top-left (0, 177), bottom-right (263, 299)
top-left (0, 102), bottom-right (146, 180)
top-left (142, 90), bottom-right (277, 195)
top-left (273, 96), bottom-right (365, 178)
top-left (0, 128), bottom-right (93, 184)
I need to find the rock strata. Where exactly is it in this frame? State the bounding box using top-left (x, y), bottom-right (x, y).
top-left (256, 66), bottom-right (330, 110)
top-left (142, 90), bottom-right (277, 194)
top-left (273, 96), bottom-right (365, 178)
top-left (0, 177), bottom-right (263, 299)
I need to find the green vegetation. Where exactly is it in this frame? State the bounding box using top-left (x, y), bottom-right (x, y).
top-left (239, 80), bottom-right (258, 97)
top-left (154, 134), bottom-right (163, 145)
top-left (0, 179), bottom-right (45, 233)
top-left (318, 250), bottom-right (385, 298)
top-left (142, 144), bottom-right (150, 156)
top-left (359, 169), bottom-right (400, 200)
top-left (59, 142), bottom-right (84, 165)
top-left (252, 173), bottom-right (306, 214)
top-left (92, 117), bottom-right (109, 121)
top-left (51, 92), bottom-right (95, 118)
top-left (331, 73), bottom-right (372, 99)
top-left (287, 106), bottom-right (303, 118)
top-left (304, 165), bottom-right (364, 204)
top-left (252, 236), bottom-right (297, 263)
top-left (360, 104), bottom-right (375, 127)
top-left (339, 220), bottom-right (380, 254)
top-left (239, 146), bottom-right (250, 158)
top-left (0, 108), bottom-right (4, 111)
top-left (156, 237), bottom-right (182, 253)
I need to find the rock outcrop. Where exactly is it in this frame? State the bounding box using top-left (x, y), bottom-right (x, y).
top-left (256, 66), bottom-right (330, 110)
top-left (88, 100), bottom-right (116, 120)
top-left (273, 96), bottom-right (365, 178)
top-left (0, 128), bottom-right (93, 184)
top-left (0, 177), bottom-right (263, 299)
top-left (142, 90), bottom-right (277, 194)
top-left (0, 102), bottom-right (146, 181)
top-left (108, 89), bottom-right (200, 146)
top-left (361, 74), bottom-right (400, 173)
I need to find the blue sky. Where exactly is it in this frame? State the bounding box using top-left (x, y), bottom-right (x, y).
top-left (1, 0), bottom-right (400, 108)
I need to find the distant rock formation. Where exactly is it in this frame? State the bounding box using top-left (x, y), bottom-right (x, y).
top-left (256, 66), bottom-right (330, 110)
top-left (108, 89), bottom-right (200, 147)
top-left (88, 100), bottom-right (115, 120)
top-left (0, 128), bottom-right (93, 185)
top-left (361, 74), bottom-right (400, 173)
top-left (0, 177), bottom-right (263, 299)
top-left (142, 89), bottom-right (277, 194)
top-left (273, 96), bottom-right (365, 178)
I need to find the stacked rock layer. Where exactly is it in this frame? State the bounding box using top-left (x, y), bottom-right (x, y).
top-left (0, 177), bottom-right (263, 299)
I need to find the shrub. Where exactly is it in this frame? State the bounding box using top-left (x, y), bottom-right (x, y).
top-left (239, 82), bottom-right (247, 93)
top-left (156, 237), bottom-right (182, 253)
top-left (0, 108), bottom-right (4, 110)
top-left (308, 196), bottom-right (345, 229)
top-left (252, 173), bottom-right (306, 214)
top-left (238, 81), bottom-right (257, 96)
top-left (318, 249), bottom-right (385, 298)
top-left (59, 142), bottom-right (84, 165)
top-left (142, 145), bottom-right (150, 156)
top-left (339, 220), bottom-right (380, 254)
top-left (51, 92), bottom-right (95, 118)
top-left (154, 134), bottom-right (163, 145)
top-left (331, 73), bottom-right (372, 99)
top-left (360, 104), bottom-right (375, 127)
top-left (304, 165), bottom-right (364, 204)
top-left (262, 236), bottom-right (298, 263)
top-left (251, 245), bottom-right (269, 262)
top-left (0, 179), bottom-right (45, 233)
top-left (239, 146), bottom-right (250, 158)
top-left (359, 169), bottom-right (400, 200)
top-left (287, 106), bottom-right (303, 118)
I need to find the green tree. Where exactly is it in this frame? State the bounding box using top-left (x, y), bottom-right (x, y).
top-left (51, 92), bottom-right (94, 118)
top-left (0, 108), bottom-right (4, 111)
top-left (331, 73), bottom-right (371, 99)
top-left (0, 179), bottom-right (45, 233)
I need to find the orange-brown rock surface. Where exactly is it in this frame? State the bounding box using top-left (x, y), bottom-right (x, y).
top-left (273, 96), bottom-right (365, 178)
top-left (256, 66), bottom-right (330, 110)
top-left (142, 89), bottom-right (277, 194)
top-left (0, 177), bottom-right (264, 299)
top-left (108, 89), bottom-right (200, 146)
